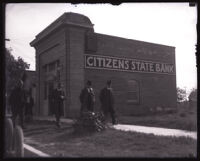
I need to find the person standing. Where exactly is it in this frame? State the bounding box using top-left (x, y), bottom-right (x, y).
top-left (48, 88), bottom-right (55, 115)
top-left (53, 83), bottom-right (65, 128)
top-left (25, 93), bottom-right (34, 122)
top-left (99, 80), bottom-right (117, 125)
top-left (8, 79), bottom-right (26, 128)
top-left (79, 80), bottom-right (95, 114)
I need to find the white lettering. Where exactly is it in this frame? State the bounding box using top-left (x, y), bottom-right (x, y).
top-left (156, 64), bottom-right (160, 72)
top-left (169, 65), bottom-right (174, 73)
top-left (135, 62), bottom-right (140, 70)
top-left (113, 59), bottom-right (118, 69)
top-left (165, 65), bottom-right (170, 73)
top-left (131, 61), bottom-right (136, 70)
top-left (87, 56), bottom-right (94, 66)
top-left (118, 60), bottom-right (124, 69)
top-left (149, 63), bottom-right (154, 72)
top-left (106, 58), bottom-right (112, 68)
top-left (160, 64), bottom-right (166, 72)
top-left (124, 60), bottom-right (129, 70)
top-left (93, 57), bottom-right (97, 67)
top-left (140, 62), bottom-right (146, 71)
top-left (85, 55), bottom-right (174, 75)
top-left (96, 57), bottom-right (104, 67)
top-left (144, 62), bottom-right (149, 71)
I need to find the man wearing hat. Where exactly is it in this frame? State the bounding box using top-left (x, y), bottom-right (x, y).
top-left (99, 80), bottom-right (117, 125)
top-left (53, 83), bottom-right (65, 128)
top-left (79, 80), bottom-right (95, 114)
top-left (9, 79), bottom-right (26, 128)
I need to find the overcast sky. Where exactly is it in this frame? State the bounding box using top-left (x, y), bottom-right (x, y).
top-left (5, 3), bottom-right (197, 93)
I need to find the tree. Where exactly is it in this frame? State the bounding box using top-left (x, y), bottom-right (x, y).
top-left (177, 87), bottom-right (187, 102)
top-left (188, 88), bottom-right (197, 108)
top-left (188, 88), bottom-right (197, 102)
top-left (5, 48), bottom-right (30, 95)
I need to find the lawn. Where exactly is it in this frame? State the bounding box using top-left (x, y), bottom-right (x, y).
top-left (23, 120), bottom-right (197, 158)
top-left (118, 102), bottom-right (197, 131)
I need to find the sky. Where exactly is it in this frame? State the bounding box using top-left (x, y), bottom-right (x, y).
top-left (5, 3), bottom-right (197, 93)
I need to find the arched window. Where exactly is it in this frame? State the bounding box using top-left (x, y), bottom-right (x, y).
top-left (127, 80), bottom-right (140, 104)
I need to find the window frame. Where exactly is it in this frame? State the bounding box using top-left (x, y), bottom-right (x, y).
top-left (127, 80), bottom-right (140, 104)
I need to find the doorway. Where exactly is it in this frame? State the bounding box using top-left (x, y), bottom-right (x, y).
top-left (48, 81), bottom-right (54, 115)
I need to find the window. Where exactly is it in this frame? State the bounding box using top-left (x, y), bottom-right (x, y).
top-left (43, 65), bottom-right (47, 73)
top-left (48, 60), bottom-right (60, 72)
top-left (44, 81), bottom-right (47, 100)
top-left (127, 80), bottom-right (140, 104)
top-left (56, 60), bottom-right (60, 67)
top-left (48, 62), bottom-right (56, 71)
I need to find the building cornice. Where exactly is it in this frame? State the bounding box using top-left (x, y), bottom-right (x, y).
top-left (30, 12), bottom-right (94, 47)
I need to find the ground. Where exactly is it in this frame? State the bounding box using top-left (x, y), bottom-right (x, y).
top-left (118, 102), bottom-right (197, 131)
top-left (23, 119), bottom-right (197, 158)
top-left (22, 101), bottom-right (197, 157)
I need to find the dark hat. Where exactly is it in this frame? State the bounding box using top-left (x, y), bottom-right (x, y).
top-left (107, 80), bottom-right (112, 85)
top-left (16, 79), bottom-right (23, 87)
top-left (87, 80), bottom-right (92, 86)
top-left (57, 83), bottom-right (61, 88)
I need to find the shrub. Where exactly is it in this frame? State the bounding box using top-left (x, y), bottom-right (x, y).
top-left (73, 111), bottom-right (106, 134)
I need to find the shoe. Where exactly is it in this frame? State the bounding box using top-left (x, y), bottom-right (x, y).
top-left (112, 121), bottom-right (118, 125)
top-left (56, 122), bottom-right (61, 128)
top-left (22, 126), bottom-right (27, 129)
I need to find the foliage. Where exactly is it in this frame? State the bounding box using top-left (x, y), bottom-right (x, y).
top-left (177, 87), bottom-right (187, 102)
top-left (73, 111), bottom-right (106, 133)
top-left (5, 48), bottom-right (30, 95)
top-left (188, 88), bottom-right (197, 102)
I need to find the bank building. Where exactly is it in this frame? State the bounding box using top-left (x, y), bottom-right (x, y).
top-left (30, 12), bottom-right (177, 118)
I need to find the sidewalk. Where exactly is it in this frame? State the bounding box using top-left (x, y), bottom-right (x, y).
top-left (112, 124), bottom-right (197, 140)
top-left (33, 116), bottom-right (197, 140)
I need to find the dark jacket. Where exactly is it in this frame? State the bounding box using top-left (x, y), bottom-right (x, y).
top-left (25, 96), bottom-right (34, 115)
top-left (9, 87), bottom-right (26, 114)
top-left (79, 87), bottom-right (95, 112)
top-left (99, 87), bottom-right (115, 114)
top-left (48, 90), bottom-right (55, 115)
top-left (53, 88), bottom-right (65, 116)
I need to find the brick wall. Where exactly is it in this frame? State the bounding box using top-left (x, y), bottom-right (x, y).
top-left (85, 33), bottom-right (176, 116)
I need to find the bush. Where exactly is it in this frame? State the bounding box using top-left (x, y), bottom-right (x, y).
top-left (73, 111), bottom-right (106, 134)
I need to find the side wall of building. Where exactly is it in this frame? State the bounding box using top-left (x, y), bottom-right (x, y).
top-left (85, 33), bottom-right (177, 116)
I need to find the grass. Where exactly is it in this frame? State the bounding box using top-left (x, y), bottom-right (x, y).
top-left (118, 102), bottom-right (197, 131)
top-left (23, 102), bottom-right (197, 157)
top-left (23, 120), bottom-right (197, 158)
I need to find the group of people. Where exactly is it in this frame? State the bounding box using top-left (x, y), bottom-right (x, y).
top-left (8, 79), bottom-right (117, 129)
top-left (8, 80), bottom-right (34, 129)
top-left (80, 80), bottom-right (117, 125)
top-left (49, 80), bottom-right (117, 128)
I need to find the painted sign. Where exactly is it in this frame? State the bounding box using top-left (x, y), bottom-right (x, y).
top-left (85, 54), bottom-right (175, 75)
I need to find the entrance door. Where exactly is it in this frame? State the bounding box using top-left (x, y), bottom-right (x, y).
top-left (48, 81), bottom-right (54, 115)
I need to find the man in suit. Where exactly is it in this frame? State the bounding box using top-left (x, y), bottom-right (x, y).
top-left (79, 80), bottom-right (95, 114)
top-left (53, 83), bottom-right (65, 128)
top-left (9, 79), bottom-right (26, 128)
top-left (99, 80), bottom-right (117, 125)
